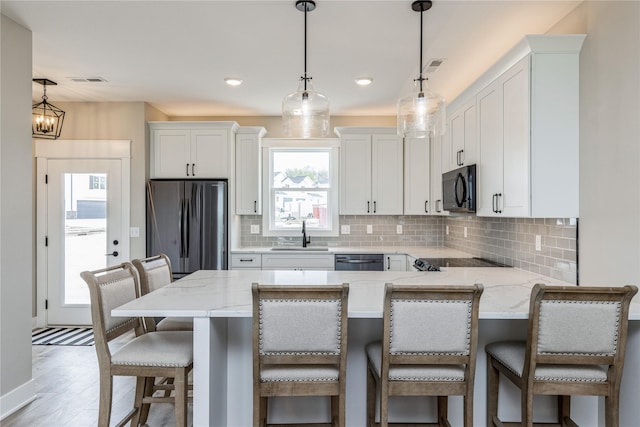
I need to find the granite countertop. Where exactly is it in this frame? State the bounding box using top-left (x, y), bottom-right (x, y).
top-left (112, 269), bottom-right (639, 321)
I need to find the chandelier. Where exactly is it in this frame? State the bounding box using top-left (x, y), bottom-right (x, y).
top-left (32, 78), bottom-right (65, 139)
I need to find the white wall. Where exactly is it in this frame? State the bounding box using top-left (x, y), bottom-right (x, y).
top-left (576, 1), bottom-right (640, 286)
top-left (0, 14), bottom-right (36, 418)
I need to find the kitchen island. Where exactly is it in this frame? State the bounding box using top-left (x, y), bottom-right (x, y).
top-left (112, 269), bottom-right (640, 426)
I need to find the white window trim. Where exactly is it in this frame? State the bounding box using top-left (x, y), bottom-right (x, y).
top-left (262, 138), bottom-right (340, 237)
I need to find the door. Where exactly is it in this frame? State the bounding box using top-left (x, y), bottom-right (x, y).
top-left (371, 134), bottom-right (403, 215)
top-left (45, 159), bottom-right (126, 325)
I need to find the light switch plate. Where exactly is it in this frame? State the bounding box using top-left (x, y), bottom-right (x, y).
top-left (250, 225), bottom-right (260, 234)
top-left (396, 225), bottom-right (403, 234)
top-left (129, 227), bottom-right (140, 238)
top-left (366, 224), bottom-right (373, 234)
top-left (341, 225), bottom-right (350, 234)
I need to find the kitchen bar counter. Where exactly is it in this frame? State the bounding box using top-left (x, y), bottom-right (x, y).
top-left (232, 245), bottom-right (473, 259)
top-left (113, 269), bottom-right (640, 426)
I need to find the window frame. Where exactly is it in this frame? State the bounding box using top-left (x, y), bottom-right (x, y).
top-left (261, 138), bottom-right (340, 237)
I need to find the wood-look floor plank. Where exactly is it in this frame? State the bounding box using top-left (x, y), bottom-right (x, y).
top-left (4, 332), bottom-right (192, 426)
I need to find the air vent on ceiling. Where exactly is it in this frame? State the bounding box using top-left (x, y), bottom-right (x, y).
top-left (423, 58), bottom-right (444, 74)
top-left (68, 77), bottom-right (108, 83)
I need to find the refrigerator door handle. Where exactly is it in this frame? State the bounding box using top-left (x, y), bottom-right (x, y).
top-left (179, 196), bottom-right (186, 258)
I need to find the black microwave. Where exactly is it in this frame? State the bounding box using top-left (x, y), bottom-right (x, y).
top-left (442, 164), bottom-right (476, 213)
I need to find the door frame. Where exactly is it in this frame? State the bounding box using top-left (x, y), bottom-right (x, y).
top-left (35, 140), bottom-right (131, 327)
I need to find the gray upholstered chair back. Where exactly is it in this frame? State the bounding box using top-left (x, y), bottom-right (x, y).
top-left (385, 284), bottom-right (483, 357)
top-left (132, 253), bottom-right (172, 295)
top-left (81, 263), bottom-right (145, 360)
top-left (390, 298), bottom-right (473, 355)
top-left (259, 297), bottom-right (342, 355)
top-left (252, 283), bottom-right (349, 361)
top-left (529, 284), bottom-right (638, 362)
top-left (537, 299), bottom-right (620, 355)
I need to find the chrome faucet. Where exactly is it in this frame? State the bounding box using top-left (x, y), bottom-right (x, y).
top-left (302, 220), bottom-right (311, 248)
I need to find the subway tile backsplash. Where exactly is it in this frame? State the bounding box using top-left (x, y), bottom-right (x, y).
top-left (444, 216), bottom-right (577, 284)
top-left (240, 215), bottom-right (444, 247)
top-left (239, 215), bottom-right (577, 284)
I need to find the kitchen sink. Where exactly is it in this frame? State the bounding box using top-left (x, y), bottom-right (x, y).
top-left (270, 247), bottom-right (330, 251)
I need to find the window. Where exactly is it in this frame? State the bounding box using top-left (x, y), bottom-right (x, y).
top-left (262, 139), bottom-right (339, 236)
top-left (89, 174), bottom-right (106, 190)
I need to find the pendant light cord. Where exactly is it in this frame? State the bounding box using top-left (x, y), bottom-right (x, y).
top-left (304, 2), bottom-right (308, 92)
top-left (419, 8), bottom-right (424, 93)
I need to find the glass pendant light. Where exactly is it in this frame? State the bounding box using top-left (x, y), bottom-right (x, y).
top-left (282, 0), bottom-right (330, 138)
top-left (397, 0), bottom-right (446, 139)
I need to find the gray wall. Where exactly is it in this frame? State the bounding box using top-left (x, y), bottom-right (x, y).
top-left (1, 13), bottom-right (34, 410)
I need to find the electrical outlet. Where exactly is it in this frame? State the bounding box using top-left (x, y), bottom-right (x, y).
top-left (366, 224), bottom-right (373, 234)
top-left (464, 227), bottom-right (468, 238)
top-left (250, 224), bottom-right (260, 234)
top-left (396, 225), bottom-right (403, 234)
top-left (129, 227), bottom-right (140, 238)
top-left (341, 225), bottom-right (350, 234)
top-left (446, 225), bottom-right (449, 236)
top-left (535, 235), bottom-right (542, 251)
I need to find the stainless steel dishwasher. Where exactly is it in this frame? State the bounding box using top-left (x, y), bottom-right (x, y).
top-left (334, 254), bottom-right (384, 271)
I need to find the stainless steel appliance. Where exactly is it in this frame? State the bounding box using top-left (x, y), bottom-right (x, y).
top-left (442, 164), bottom-right (476, 213)
top-left (147, 180), bottom-right (227, 278)
top-left (335, 254), bottom-right (384, 271)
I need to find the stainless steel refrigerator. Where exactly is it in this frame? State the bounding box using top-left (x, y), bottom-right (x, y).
top-left (147, 180), bottom-right (227, 277)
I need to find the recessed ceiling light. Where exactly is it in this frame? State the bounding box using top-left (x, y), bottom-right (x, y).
top-left (224, 77), bottom-right (243, 86)
top-left (355, 77), bottom-right (373, 86)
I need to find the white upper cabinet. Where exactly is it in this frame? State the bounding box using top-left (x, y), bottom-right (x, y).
top-left (149, 121), bottom-right (238, 179)
top-left (447, 98), bottom-right (477, 171)
top-left (404, 135), bottom-right (447, 216)
top-left (462, 34), bottom-right (584, 218)
top-left (336, 127), bottom-right (403, 215)
top-left (235, 127), bottom-right (267, 215)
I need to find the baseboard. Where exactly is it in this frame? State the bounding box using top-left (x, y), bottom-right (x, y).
top-left (0, 379), bottom-right (36, 420)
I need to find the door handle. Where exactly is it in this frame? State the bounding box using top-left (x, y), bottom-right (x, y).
top-left (105, 251), bottom-right (119, 257)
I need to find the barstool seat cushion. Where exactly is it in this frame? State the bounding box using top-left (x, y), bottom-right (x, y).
top-left (156, 317), bottom-right (194, 332)
top-left (486, 341), bottom-right (608, 382)
top-left (112, 331), bottom-right (193, 368)
top-left (366, 341), bottom-right (465, 381)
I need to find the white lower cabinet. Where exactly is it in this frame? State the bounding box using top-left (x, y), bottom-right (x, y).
top-left (261, 253), bottom-right (335, 271)
top-left (230, 253), bottom-right (262, 270)
top-left (384, 254), bottom-right (407, 271)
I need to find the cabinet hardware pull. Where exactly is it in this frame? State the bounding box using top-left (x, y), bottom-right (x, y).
top-left (373, 201), bottom-right (377, 213)
top-left (367, 201), bottom-right (370, 213)
top-left (492, 193), bottom-right (497, 213)
top-left (186, 163), bottom-right (190, 176)
top-left (425, 200), bottom-right (429, 213)
top-left (105, 251), bottom-right (119, 257)
top-left (191, 163), bottom-right (196, 176)
top-left (387, 256), bottom-right (391, 270)
top-left (254, 201), bottom-right (257, 213)
top-left (496, 193), bottom-right (502, 214)
top-left (239, 258), bottom-right (254, 262)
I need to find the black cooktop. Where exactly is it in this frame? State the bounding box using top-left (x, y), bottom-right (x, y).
top-left (414, 257), bottom-right (510, 271)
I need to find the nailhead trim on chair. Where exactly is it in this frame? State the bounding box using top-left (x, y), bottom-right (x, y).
top-left (538, 300), bottom-right (621, 356)
top-left (389, 299), bottom-right (472, 356)
top-left (258, 299), bottom-right (342, 356)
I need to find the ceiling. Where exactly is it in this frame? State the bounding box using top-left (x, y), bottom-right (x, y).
top-left (2, 0), bottom-right (582, 117)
